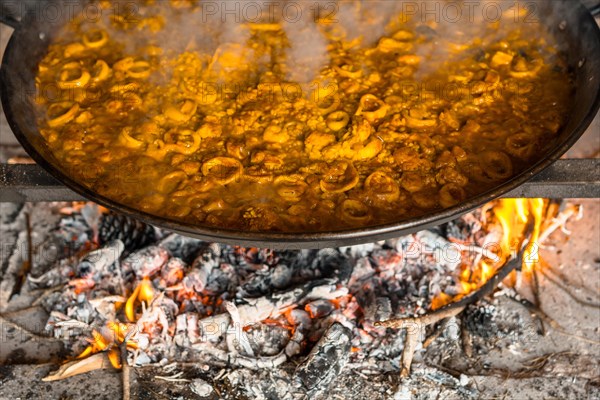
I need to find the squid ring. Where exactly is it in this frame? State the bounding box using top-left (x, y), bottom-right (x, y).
top-left (340, 199), bottom-right (370, 224)
top-left (356, 94), bottom-right (389, 123)
top-left (365, 171), bottom-right (400, 202)
top-left (83, 29), bottom-right (109, 48)
top-left (274, 175), bottom-right (308, 202)
top-left (165, 100), bottom-right (198, 123)
top-left (245, 165), bottom-right (275, 184)
top-left (506, 132), bottom-right (537, 159)
top-left (91, 60), bottom-right (111, 83)
top-left (164, 129), bottom-right (201, 155)
top-left (316, 93), bottom-right (341, 115)
top-left (47, 102), bottom-right (80, 127)
top-left (320, 161), bottom-right (359, 193)
top-left (158, 170), bottom-right (188, 193)
top-left (113, 57), bottom-right (135, 72)
top-left (126, 61), bottom-right (152, 79)
top-left (326, 111), bottom-right (350, 131)
top-left (118, 127), bottom-right (145, 149)
top-left (509, 58), bottom-right (543, 78)
top-left (334, 63), bottom-right (362, 79)
top-left (57, 63), bottom-right (91, 89)
top-left (439, 183), bottom-right (467, 208)
top-left (63, 43), bottom-right (86, 58)
top-left (202, 157), bottom-right (243, 185)
top-left (479, 151), bottom-right (514, 181)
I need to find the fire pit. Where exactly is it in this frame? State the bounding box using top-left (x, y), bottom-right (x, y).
top-left (1, 198), bottom-right (599, 399)
top-left (1, 3), bottom-right (600, 400)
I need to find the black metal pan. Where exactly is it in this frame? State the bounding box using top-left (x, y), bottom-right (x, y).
top-left (1, 0), bottom-right (599, 248)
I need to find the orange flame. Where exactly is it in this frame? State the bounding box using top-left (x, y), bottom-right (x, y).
top-left (125, 277), bottom-right (155, 322)
top-left (432, 198), bottom-right (548, 310)
top-left (75, 321), bottom-right (138, 369)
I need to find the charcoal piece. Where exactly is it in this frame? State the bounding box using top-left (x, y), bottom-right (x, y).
top-left (304, 299), bottom-right (335, 319)
top-left (98, 213), bottom-right (156, 252)
top-left (158, 234), bottom-right (205, 264)
top-left (121, 246), bottom-right (169, 279)
top-left (464, 303), bottom-right (497, 338)
top-left (271, 263), bottom-right (292, 289)
top-left (295, 323), bottom-right (352, 395)
top-left (240, 271), bottom-right (272, 297)
top-left (76, 240), bottom-right (124, 277)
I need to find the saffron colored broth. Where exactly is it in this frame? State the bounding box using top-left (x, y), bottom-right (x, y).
top-left (35, 0), bottom-right (573, 232)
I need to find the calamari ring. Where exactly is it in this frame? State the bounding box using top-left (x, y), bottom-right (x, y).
top-left (165, 100), bottom-right (198, 123)
top-left (245, 165), bottom-right (274, 184)
top-left (57, 62), bottom-right (91, 89)
top-left (326, 111), bottom-right (350, 131)
top-left (365, 171), bottom-right (400, 202)
top-left (356, 94), bottom-right (389, 123)
top-left (509, 58), bottom-right (543, 78)
top-left (506, 132), bottom-right (537, 159)
top-left (157, 170), bottom-right (188, 193)
top-left (63, 43), bottom-right (86, 58)
top-left (316, 93), bottom-right (341, 115)
top-left (113, 57), bottom-right (135, 72)
top-left (353, 138), bottom-right (383, 161)
top-left (334, 63), bottom-right (362, 79)
top-left (202, 157), bottom-right (243, 185)
top-left (47, 102), bottom-right (79, 127)
top-left (146, 131), bottom-right (200, 160)
top-left (479, 151), bottom-right (513, 181)
top-left (404, 113), bottom-right (437, 129)
top-left (439, 183), bottom-right (467, 208)
top-left (126, 61), bottom-right (152, 79)
top-left (118, 127), bottom-right (145, 149)
top-left (82, 29), bottom-right (108, 48)
top-left (274, 175), bottom-right (308, 202)
top-left (91, 60), bottom-right (111, 83)
top-left (164, 129), bottom-right (201, 155)
top-left (339, 199), bottom-right (370, 224)
top-left (320, 161), bottom-right (359, 193)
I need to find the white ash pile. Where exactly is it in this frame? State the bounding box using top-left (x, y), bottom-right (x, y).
top-left (32, 207), bottom-right (480, 394)
top-left (18, 203), bottom-right (488, 398)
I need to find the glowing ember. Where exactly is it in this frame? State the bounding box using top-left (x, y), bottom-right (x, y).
top-left (125, 277), bottom-right (155, 322)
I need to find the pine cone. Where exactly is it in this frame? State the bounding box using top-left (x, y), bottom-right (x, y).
top-left (464, 303), bottom-right (497, 338)
top-left (98, 213), bottom-right (156, 252)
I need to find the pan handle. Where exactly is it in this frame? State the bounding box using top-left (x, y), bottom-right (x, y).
top-left (0, 1), bottom-right (21, 29)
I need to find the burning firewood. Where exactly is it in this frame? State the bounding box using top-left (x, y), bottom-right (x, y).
top-left (42, 353), bottom-right (112, 381)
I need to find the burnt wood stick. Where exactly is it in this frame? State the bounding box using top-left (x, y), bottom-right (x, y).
top-left (375, 249), bottom-right (524, 330)
top-left (294, 323), bottom-right (352, 396)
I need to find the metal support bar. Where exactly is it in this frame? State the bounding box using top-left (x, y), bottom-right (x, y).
top-left (1, 159), bottom-right (599, 203)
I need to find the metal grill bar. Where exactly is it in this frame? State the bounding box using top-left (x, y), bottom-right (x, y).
top-left (1, 159), bottom-right (599, 203)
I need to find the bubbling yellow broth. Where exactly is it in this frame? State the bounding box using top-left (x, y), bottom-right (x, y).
top-left (35, 0), bottom-right (573, 232)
